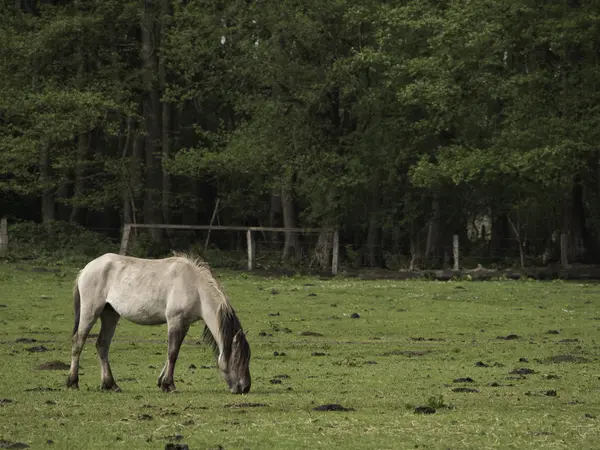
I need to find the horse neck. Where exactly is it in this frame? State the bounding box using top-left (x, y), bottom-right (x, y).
top-left (200, 289), bottom-right (230, 359)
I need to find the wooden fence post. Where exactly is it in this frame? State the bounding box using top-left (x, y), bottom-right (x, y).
top-left (453, 234), bottom-right (459, 270)
top-left (331, 230), bottom-right (339, 275)
top-left (0, 217), bottom-right (8, 258)
top-left (246, 229), bottom-right (255, 271)
top-left (119, 224), bottom-right (132, 255)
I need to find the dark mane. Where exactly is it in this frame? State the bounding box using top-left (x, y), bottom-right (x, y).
top-left (201, 303), bottom-right (249, 365)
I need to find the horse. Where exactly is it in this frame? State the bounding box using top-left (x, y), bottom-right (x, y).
top-left (66, 252), bottom-right (251, 394)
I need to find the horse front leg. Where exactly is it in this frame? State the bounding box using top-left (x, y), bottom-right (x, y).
top-left (157, 361), bottom-right (167, 388)
top-left (159, 320), bottom-right (190, 393)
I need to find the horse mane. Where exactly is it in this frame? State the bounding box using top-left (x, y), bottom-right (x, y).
top-left (171, 251), bottom-right (211, 271)
top-left (201, 303), bottom-right (247, 364)
top-left (171, 251), bottom-right (227, 300)
top-left (171, 252), bottom-right (248, 364)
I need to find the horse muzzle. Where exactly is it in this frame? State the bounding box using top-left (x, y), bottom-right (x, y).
top-left (231, 382), bottom-right (251, 394)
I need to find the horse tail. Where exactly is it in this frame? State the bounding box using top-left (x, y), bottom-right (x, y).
top-left (72, 274), bottom-right (81, 336)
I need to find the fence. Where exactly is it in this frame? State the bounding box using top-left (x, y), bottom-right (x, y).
top-left (0, 217), bottom-right (580, 275)
top-left (119, 223), bottom-right (340, 275)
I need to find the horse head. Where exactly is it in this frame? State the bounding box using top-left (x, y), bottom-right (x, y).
top-left (218, 328), bottom-right (251, 394)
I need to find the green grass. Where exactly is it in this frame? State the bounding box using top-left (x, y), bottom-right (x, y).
top-left (1, 260), bottom-right (600, 449)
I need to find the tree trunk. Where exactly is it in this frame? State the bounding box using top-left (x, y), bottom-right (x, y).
top-left (269, 191), bottom-right (282, 243)
top-left (424, 196), bottom-right (440, 261)
top-left (70, 131), bottom-right (89, 224)
top-left (281, 185), bottom-right (298, 263)
top-left (559, 177), bottom-right (587, 265)
top-left (55, 181), bottom-right (70, 222)
top-left (561, 187), bottom-right (572, 268)
top-left (409, 225), bottom-right (421, 271)
top-left (490, 213), bottom-right (510, 260)
top-left (182, 178), bottom-right (199, 225)
top-left (122, 118), bottom-right (139, 226)
top-left (507, 215), bottom-right (525, 269)
top-left (141, 1), bottom-right (164, 243)
top-left (365, 214), bottom-right (380, 267)
top-left (364, 182), bottom-right (381, 267)
top-left (570, 177), bottom-right (586, 261)
top-left (39, 145), bottom-right (55, 223)
top-left (314, 230), bottom-right (333, 271)
top-left (160, 0), bottom-right (172, 225)
top-left (161, 102), bottom-right (172, 225)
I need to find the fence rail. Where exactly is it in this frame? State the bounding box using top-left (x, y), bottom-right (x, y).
top-left (119, 223), bottom-right (340, 275)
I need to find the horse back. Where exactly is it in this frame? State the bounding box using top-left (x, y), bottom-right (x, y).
top-left (77, 253), bottom-right (202, 325)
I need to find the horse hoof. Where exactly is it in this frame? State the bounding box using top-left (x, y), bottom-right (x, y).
top-left (66, 379), bottom-right (79, 389)
top-left (102, 384), bottom-right (121, 392)
top-left (161, 384), bottom-right (176, 393)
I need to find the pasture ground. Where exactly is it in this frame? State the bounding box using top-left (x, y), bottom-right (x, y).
top-left (1, 260), bottom-right (600, 449)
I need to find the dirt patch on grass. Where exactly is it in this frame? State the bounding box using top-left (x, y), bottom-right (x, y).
top-left (164, 444), bottom-right (189, 450)
top-left (163, 434), bottom-right (184, 442)
top-left (414, 406), bottom-right (436, 414)
top-left (526, 390), bottom-right (558, 397)
top-left (25, 345), bottom-right (51, 353)
top-left (452, 387), bottom-right (479, 393)
top-left (24, 387), bottom-right (59, 392)
top-left (38, 361), bottom-right (69, 370)
top-left (410, 337), bottom-right (445, 342)
top-left (545, 354), bottom-right (590, 364)
top-left (381, 350), bottom-right (431, 357)
top-left (510, 368), bottom-right (535, 375)
top-left (313, 404), bottom-right (355, 411)
top-left (273, 374), bottom-right (290, 379)
top-left (497, 334), bottom-right (520, 340)
top-left (0, 440), bottom-right (29, 449)
top-left (299, 331), bottom-right (323, 336)
top-left (453, 377), bottom-right (475, 383)
top-left (225, 403), bottom-right (268, 408)
top-left (15, 338), bottom-right (37, 343)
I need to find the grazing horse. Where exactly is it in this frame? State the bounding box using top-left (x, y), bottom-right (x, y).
top-left (66, 252), bottom-right (251, 394)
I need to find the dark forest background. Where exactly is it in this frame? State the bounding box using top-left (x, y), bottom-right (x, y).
top-left (2, 0), bottom-right (600, 270)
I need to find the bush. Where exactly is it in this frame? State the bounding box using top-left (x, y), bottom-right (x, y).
top-left (6, 220), bottom-right (117, 264)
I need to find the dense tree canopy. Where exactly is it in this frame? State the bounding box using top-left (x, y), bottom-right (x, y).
top-left (1, 0), bottom-right (600, 269)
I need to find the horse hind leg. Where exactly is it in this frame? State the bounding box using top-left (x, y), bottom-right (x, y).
top-left (158, 319), bottom-right (190, 393)
top-left (97, 304), bottom-right (121, 392)
top-left (67, 300), bottom-right (102, 389)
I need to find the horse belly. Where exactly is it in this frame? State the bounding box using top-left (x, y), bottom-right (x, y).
top-left (107, 295), bottom-right (167, 325)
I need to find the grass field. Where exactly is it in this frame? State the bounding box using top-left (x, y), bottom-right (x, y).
top-left (1, 260), bottom-right (600, 449)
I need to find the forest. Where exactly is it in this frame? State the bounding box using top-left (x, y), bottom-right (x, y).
top-left (1, 0), bottom-right (600, 270)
